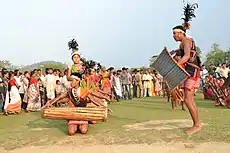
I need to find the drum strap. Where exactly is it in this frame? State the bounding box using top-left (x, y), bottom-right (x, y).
top-left (185, 62), bottom-right (200, 69)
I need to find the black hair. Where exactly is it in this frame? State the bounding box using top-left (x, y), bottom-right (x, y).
top-left (14, 69), bottom-right (19, 76)
top-left (24, 71), bottom-right (29, 75)
top-left (30, 70), bottom-right (36, 77)
top-left (8, 71), bottom-right (14, 92)
top-left (56, 80), bottom-right (60, 84)
top-left (172, 25), bottom-right (186, 33)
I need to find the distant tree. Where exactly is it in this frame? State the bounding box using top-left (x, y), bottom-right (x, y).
top-left (205, 43), bottom-right (226, 66)
top-left (42, 63), bottom-right (65, 71)
top-left (196, 46), bottom-right (202, 57)
top-left (225, 48), bottom-right (230, 64)
top-left (0, 60), bottom-right (12, 69)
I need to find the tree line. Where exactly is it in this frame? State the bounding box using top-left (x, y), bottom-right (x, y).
top-left (1, 43), bottom-right (229, 72)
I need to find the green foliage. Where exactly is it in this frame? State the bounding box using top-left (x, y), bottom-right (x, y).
top-left (205, 43), bottom-right (228, 66)
top-left (0, 60), bottom-right (18, 70)
top-left (19, 61), bottom-right (66, 72)
top-left (42, 63), bottom-right (65, 71)
top-left (196, 46), bottom-right (202, 56)
top-left (0, 60), bottom-right (12, 69)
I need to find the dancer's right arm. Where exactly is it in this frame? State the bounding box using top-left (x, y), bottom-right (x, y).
top-left (43, 92), bottom-right (68, 108)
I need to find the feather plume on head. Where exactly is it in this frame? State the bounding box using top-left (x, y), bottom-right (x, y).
top-left (181, 2), bottom-right (198, 30)
top-left (68, 39), bottom-right (79, 50)
top-left (173, 1), bottom-right (198, 33)
top-left (80, 58), bottom-right (97, 74)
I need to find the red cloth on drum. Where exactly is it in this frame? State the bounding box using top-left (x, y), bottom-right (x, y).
top-left (68, 120), bottom-right (88, 125)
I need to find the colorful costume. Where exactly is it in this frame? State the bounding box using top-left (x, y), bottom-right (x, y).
top-left (172, 3), bottom-right (201, 91)
top-left (43, 39), bottom-right (111, 135)
top-left (101, 71), bottom-right (111, 94)
top-left (27, 77), bottom-right (41, 111)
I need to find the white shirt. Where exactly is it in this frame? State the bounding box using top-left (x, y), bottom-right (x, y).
top-left (45, 74), bottom-right (56, 91)
top-left (200, 69), bottom-right (208, 79)
top-left (14, 76), bottom-right (21, 86)
top-left (14, 76), bottom-right (24, 94)
top-left (39, 75), bottom-right (45, 83)
top-left (217, 67), bottom-right (230, 78)
top-left (61, 75), bottom-right (70, 92)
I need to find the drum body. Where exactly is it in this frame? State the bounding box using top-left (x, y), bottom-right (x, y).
top-left (41, 107), bottom-right (108, 121)
top-left (152, 48), bottom-right (190, 90)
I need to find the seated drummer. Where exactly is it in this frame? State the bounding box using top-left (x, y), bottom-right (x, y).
top-left (67, 74), bottom-right (89, 135)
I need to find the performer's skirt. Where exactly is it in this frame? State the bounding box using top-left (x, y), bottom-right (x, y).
top-left (181, 77), bottom-right (200, 91)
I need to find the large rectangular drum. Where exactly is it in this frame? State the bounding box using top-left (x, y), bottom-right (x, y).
top-left (152, 48), bottom-right (190, 90)
top-left (41, 107), bottom-right (108, 122)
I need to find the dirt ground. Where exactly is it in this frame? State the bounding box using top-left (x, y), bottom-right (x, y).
top-left (1, 119), bottom-right (229, 153)
top-left (1, 142), bottom-right (230, 153)
top-left (123, 119), bottom-right (197, 131)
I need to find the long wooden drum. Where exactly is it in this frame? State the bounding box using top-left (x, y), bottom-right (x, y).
top-left (152, 48), bottom-right (190, 90)
top-left (41, 107), bottom-right (108, 122)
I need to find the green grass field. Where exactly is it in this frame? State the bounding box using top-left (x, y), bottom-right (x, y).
top-left (0, 94), bottom-right (230, 150)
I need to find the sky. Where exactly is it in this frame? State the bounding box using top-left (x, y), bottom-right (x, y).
top-left (0, 0), bottom-right (229, 68)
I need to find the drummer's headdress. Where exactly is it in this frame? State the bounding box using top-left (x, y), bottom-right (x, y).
top-left (82, 59), bottom-right (97, 72)
top-left (173, 1), bottom-right (198, 33)
top-left (68, 39), bottom-right (81, 58)
top-left (68, 39), bottom-right (79, 50)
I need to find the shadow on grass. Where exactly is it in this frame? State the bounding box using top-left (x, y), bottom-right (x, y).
top-left (120, 103), bottom-right (169, 111)
top-left (26, 112), bottom-right (67, 134)
top-left (109, 115), bottom-right (143, 122)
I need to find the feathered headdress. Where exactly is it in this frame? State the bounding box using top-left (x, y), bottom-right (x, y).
top-left (84, 60), bottom-right (97, 70)
top-left (173, 1), bottom-right (198, 33)
top-left (80, 58), bottom-right (97, 73)
top-left (68, 39), bottom-right (79, 50)
top-left (181, 1), bottom-right (198, 30)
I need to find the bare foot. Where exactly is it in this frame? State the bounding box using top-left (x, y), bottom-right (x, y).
top-left (185, 124), bottom-right (203, 135)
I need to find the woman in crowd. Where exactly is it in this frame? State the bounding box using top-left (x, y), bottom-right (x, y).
top-left (4, 72), bottom-right (21, 115)
top-left (21, 71), bottom-right (30, 110)
top-left (27, 71), bottom-right (41, 112)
